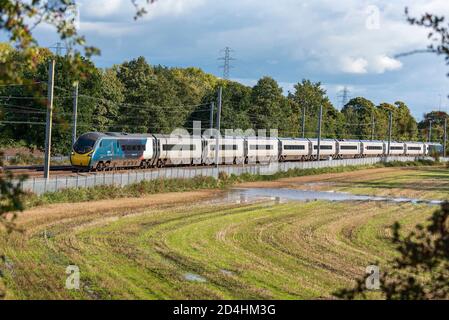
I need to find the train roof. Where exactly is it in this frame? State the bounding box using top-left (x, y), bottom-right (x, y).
top-left (336, 139), bottom-right (361, 143)
top-left (307, 138), bottom-right (336, 142)
top-left (245, 136), bottom-right (279, 140)
top-left (153, 134), bottom-right (201, 139)
top-left (104, 132), bottom-right (153, 138)
top-left (359, 140), bottom-right (383, 143)
top-left (278, 137), bottom-right (309, 141)
top-left (78, 132), bottom-right (107, 140)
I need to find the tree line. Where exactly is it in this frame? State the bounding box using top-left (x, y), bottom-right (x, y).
top-left (0, 45), bottom-right (446, 155)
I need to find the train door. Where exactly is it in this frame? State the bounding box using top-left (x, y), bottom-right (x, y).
top-left (101, 139), bottom-right (114, 163)
top-left (201, 138), bottom-right (208, 163)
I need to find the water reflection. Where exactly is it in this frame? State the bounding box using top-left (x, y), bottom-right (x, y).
top-left (214, 188), bottom-right (442, 206)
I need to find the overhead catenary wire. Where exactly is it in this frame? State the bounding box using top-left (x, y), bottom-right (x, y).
top-left (0, 81), bottom-right (44, 87)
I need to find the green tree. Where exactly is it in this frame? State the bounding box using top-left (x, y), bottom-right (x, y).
top-left (188, 80), bottom-right (252, 133)
top-left (418, 111), bottom-right (449, 143)
top-left (0, 0), bottom-right (101, 86)
top-left (395, 101), bottom-right (418, 141)
top-left (290, 80), bottom-right (342, 139)
top-left (92, 68), bottom-right (125, 132)
top-left (249, 77), bottom-right (291, 134)
top-left (341, 97), bottom-right (377, 140)
top-left (376, 102), bottom-right (397, 141)
top-left (116, 57), bottom-right (158, 133)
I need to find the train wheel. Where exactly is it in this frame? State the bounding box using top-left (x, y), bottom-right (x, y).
top-left (96, 162), bottom-right (105, 171)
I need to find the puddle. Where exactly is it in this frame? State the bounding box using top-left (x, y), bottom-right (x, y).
top-left (218, 188), bottom-right (442, 206)
top-left (184, 273), bottom-right (207, 283)
top-left (220, 269), bottom-right (234, 276)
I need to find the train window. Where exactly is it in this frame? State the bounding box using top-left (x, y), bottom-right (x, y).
top-left (284, 145), bottom-right (305, 150)
top-left (132, 145), bottom-right (137, 151)
top-left (126, 145), bottom-right (132, 151)
top-left (121, 145), bottom-right (126, 151)
top-left (340, 145), bottom-right (358, 150)
top-left (313, 145), bottom-right (333, 150)
top-left (366, 146), bottom-right (383, 150)
top-left (73, 136), bottom-right (96, 154)
top-left (408, 146), bottom-right (422, 150)
top-left (210, 145), bottom-right (238, 151)
top-left (390, 146), bottom-right (404, 150)
top-left (249, 145), bottom-right (273, 150)
top-left (163, 144), bottom-right (196, 151)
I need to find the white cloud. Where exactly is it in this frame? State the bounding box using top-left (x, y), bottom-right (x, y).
top-left (81, 0), bottom-right (124, 18)
top-left (34, 0), bottom-right (449, 118)
top-left (372, 55), bottom-right (402, 73)
top-left (79, 0), bottom-right (206, 21)
top-left (140, 0), bottom-right (206, 20)
top-left (339, 55), bottom-right (402, 74)
top-left (341, 57), bottom-right (369, 74)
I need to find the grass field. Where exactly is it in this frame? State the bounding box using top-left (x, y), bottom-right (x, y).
top-left (0, 166), bottom-right (447, 299)
top-left (285, 166), bottom-right (449, 201)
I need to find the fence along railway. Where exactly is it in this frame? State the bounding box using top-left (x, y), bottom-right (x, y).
top-left (16, 156), bottom-right (440, 195)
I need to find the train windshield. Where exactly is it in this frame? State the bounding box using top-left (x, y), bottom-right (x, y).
top-left (73, 135), bottom-right (97, 154)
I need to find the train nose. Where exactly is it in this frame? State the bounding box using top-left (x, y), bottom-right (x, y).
top-left (70, 151), bottom-right (92, 167)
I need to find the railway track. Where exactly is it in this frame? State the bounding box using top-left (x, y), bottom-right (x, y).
top-left (4, 165), bottom-right (73, 171)
top-left (1, 163), bottom-right (224, 178)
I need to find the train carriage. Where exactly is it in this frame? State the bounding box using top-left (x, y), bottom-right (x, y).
top-left (309, 139), bottom-right (336, 160)
top-left (155, 134), bottom-right (203, 166)
top-left (245, 137), bottom-right (279, 164)
top-left (336, 140), bottom-right (362, 159)
top-left (404, 142), bottom-right (425, 156)
top-left (203, 136), bottom-right (245, 165)
top-left (278, 138), bottom-right (310, 161)
top-left (360, 140), bottom-right (385, 157)
top-left (388, 142), bottom-right (406, 156)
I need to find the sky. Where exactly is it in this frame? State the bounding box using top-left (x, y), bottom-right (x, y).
top-left (36, 0), bottom-right (449, 120)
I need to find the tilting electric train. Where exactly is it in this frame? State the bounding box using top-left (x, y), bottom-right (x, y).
top-left (70, 132), bottom-right (443, 171)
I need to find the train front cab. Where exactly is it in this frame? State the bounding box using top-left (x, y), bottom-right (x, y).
top-left (70, 132), bottom-right (104, 170)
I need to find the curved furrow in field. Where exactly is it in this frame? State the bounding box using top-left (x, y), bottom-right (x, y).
top-left (1, 199), bottom-right (435, 299)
